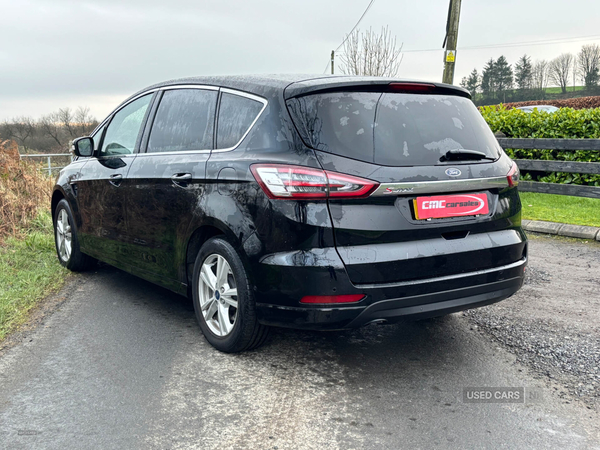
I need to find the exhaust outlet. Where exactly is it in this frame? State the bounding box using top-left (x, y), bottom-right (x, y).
top-left (366, 319), bottom-right (388, 326)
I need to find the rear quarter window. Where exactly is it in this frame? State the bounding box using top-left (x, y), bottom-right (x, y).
top-left (216, 92), bottom-right (264, 149)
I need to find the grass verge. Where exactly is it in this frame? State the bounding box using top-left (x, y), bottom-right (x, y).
top-left (0, 210), bottom-right (68, 341)
top-left (519, 192), bottom-right (600, 227)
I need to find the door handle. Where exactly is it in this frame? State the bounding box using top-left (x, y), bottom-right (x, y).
top-left (171, 173), bottom-right (192, 182)
top-left (171, 173), bottom-right (192, 187)
top-left (109, 173), bottom-right (123, 187)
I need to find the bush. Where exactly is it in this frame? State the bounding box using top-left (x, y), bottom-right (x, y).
top-left (0, 140), bottom-right (54, 243)
top-left (480, 106), bottom-right (600, 186)
top-left (500, 95), bottom-right (600, 110)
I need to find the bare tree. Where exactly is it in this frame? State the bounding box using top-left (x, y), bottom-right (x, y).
top-left (48, 106), bottom-right (98, 143)
top-left (38, 112), bottom-right (67, 150)
top-left (74, 106), bottom-right (98, 136)
top-left (340, 26), bottom-right (403, 77)
top-left (577, 44), bottom-right (600, 88)
top-left (532, 60), bottom-right (550, 91)
top-left (1, 116), bottom-right (36, 152)
top-left (549, 53), bottom-right (574, 94)
top-left (56, 107), bottom-right (77, 139)
top-left (36, 107), bottom-right (98, 152)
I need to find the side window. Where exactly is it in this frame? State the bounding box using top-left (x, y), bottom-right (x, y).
top-left (216, 92), bottom-right (264, 149)
top-left (92, 126), bottom-right (104, 152)
top-left (148, 89), bottom-right (217, 153)
top-left (101, 94), bottom-right (152, 156)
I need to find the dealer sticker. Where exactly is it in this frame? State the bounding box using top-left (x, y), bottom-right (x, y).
top-left (414, 193), bottom-right (489, 220)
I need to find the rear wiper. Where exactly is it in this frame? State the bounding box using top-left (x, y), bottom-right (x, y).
top-left (440, 149), bottom-right (496, 162)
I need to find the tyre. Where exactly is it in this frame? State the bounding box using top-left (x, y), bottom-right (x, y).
top-left (192, 237), bottom-right (269, 353)
top-left (53, 199), bottom-right (96, 271)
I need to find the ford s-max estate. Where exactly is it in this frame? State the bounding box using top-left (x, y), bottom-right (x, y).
top-left (52, 75), bottom-right (527, 352)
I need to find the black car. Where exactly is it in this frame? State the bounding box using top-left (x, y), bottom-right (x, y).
top-left (52, 75), bottom-right (527, 352)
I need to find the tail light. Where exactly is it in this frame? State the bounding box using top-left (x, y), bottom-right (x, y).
top-left (250, 164), bottom-right (379, 200)
top-left (300, 294), bottom-right (366, 304)
top-left (507, 162), bottom-right (520, 187)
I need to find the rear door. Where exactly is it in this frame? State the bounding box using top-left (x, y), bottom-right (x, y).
top-left (286, 88), bottom-right (526, 285)
top-left (125, 86), bottom-right (218, 287)
top-left (77, 93), bottom-right (154, 264)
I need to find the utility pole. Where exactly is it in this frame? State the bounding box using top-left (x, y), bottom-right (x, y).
top-left (442, 0), bottom-right (462, 85)
top-left (331, 50), bottom-right (335, 74)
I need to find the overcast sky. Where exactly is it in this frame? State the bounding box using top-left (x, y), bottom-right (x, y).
top-left (1, 0), bottom-right (600, 121)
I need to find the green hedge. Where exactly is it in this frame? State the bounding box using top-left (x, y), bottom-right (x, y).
top-left (480, 106), bottom-right (600, 186)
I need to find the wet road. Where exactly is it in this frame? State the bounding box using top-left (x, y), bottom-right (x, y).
top-left (0, 238), bottom-right (599, 449)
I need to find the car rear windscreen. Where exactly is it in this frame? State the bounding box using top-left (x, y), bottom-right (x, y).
top-left (287, 92), bottom-right (501, 166)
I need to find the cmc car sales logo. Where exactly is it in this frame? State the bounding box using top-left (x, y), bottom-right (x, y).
top-left (414, 193), bottom-right (489, 220)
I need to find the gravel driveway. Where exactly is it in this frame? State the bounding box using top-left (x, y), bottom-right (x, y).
top-left (465, 233), bottom-right (600, 408)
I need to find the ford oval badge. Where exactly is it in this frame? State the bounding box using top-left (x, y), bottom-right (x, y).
top-left (445, 168), bottom-right (461, 177)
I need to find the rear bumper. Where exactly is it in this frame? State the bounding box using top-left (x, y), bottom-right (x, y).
top-left (255, 256), bottom-right (526, 330)
top-left (346, 274), bottom-right (522, 327)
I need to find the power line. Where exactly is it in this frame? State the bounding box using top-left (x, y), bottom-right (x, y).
top-left (401, 34), bottom-right (600, 54)
top-left (335, 0), bottom-right (375, 53)
top-left (322, 0), bottom-right (376, 74)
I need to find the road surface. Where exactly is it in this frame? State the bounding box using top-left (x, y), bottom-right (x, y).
top-left (1, 235), bottom-right (599, 449)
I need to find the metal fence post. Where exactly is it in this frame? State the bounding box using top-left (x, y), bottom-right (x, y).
top-left (47, 156), bottom-right (52, 174)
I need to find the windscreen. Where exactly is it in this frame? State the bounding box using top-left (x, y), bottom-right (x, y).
top-left (287, 92), bottom-right (501, 166)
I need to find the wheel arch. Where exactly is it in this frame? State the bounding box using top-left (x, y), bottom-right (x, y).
top-left (51, 188), bottom-right (66, 222)
top-left (184, 220), bottom-right (234, 284)
top-left (183, 216), bottom-right (258, 290)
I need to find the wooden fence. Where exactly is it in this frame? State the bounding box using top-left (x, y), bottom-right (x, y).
top-left (497, 138), bottom-right (600, 199)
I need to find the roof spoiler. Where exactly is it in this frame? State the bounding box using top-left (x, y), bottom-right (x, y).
top-left (284, 80), bottom-right (471, 100)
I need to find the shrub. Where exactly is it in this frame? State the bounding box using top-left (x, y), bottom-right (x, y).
top-left (496, 95), bottom-right (600, 110)
top-left (0, 140), bottom-right (54, 243)
top-left (480, 106), bottom-right (600, 186)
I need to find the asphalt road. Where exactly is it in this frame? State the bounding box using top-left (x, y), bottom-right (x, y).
top-left (1, 237), bottom-right (599, 449)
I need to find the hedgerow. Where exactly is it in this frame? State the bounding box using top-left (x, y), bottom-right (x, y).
top-left (480, 106), bottom-right (600, 186)
top-left (0, 140), bottom-right (54, 243)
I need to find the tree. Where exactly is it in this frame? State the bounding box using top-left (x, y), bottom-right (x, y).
top-left (1, 116), bottom-right (35, 152)
top-left (0, 107), bottom-right (98, 154)
top-left (38, 112), bottom-right (66, 150)
top-left (37, 107), bottom-right (98, 152)
top-left (72, 107), bottom-right (98, 138)
top-left (549, 53), bottom-right (574, 94)
top-left (495, 56), bottom-right (513, 94)
top-left (460, 69), bottom-right (480, 94)
top-left (532, 60), bottom-right (550, 92)
top-left (514, 55), bottom-right (533, 91)
top-left (340, 26), bottom-right (403, 77)
top-left (481, 58), bottom-right (497, 99)
top-left (577, 44), bottom-right (600, 89)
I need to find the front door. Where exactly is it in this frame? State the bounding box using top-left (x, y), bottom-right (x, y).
top-left (77, 93), bottom-right (154, 266)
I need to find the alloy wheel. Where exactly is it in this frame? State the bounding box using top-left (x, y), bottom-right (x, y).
top-left (198, 254), bottom-right (238, 337)
top-left (56, 208), bottom-right (72, 262)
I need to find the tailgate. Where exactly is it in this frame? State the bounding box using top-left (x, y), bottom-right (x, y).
top-left (286, 87), bottom-right (526, 285)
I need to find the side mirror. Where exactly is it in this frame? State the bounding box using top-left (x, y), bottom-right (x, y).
top-left (73, 137), bottom-right (94, 157)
